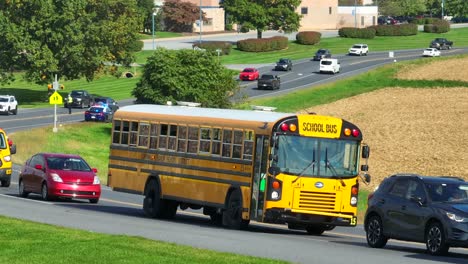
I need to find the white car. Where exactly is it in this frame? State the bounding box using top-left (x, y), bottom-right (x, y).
top-left (422, 48), bottom-right (441, 57)
top-left (348, 44), bottom-right (369, 56)
top-left (319, 58), bottom-right (341, 74)
top-left (0, 95), bottom-right (18, 115)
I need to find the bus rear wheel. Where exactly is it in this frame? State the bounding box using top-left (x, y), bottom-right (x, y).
top-left (222, 188), bottom-right (249, 230)
top-left (143, 179), bottom-right (163, 218)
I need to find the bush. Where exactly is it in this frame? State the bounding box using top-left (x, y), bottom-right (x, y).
top-left (295, 31), bottom-right (321, 45)
top-left (237, 36), bottom-right (288, 52)
top-left (192, 41), bottom-right (232, 55)
top-left (128, 40), bottom-right (144, 52)
top-left (369, 24), bottom-right (418, 36)
top-left (225, 23), bottom-right (233, 31)
top-left (423, 18), bottom-right (450, 33)
top-left (338, 27), bottom-right (375, 39)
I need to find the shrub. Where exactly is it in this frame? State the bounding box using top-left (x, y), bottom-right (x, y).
top-left (295, 31), bottom-right (321, 45)
top-left (237, 36), bottom-right (288, 52)
top-left (192, 41), bottom-right (232, 55)
top-left (338, 27), bottom-right (375, 39)
top-left (369, 24), bottom-right (418, 36)
top-left (128, 40), bottom-right (144, 52)
top-left (423, 18), bottom-right (450, 33)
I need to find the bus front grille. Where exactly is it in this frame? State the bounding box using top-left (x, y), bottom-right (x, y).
top-left (298, 191), bottom-right (336, 211)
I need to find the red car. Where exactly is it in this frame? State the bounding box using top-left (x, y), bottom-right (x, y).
top-left (18, 153), bottom-right (101, 203)
top-left (239, 68), bottom-right (259, 81)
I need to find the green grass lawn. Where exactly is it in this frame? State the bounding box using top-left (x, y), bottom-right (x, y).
top-left (0, 215), bottom-right (287, 264)
top-left (137, 31), bottom-right (183, 40)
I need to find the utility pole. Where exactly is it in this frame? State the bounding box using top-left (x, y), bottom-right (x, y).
top-left (152, 12), bottom-right (155, 50)
top-left (354, 0), bottom-right (357, 28)
top-left (199, 0), bottom-right (202, 44)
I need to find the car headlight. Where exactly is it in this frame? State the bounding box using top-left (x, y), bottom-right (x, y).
top-left (76, 98), bottom-right (82, 101)
top-left (446, 212), bottom-right (468, 223)
top-left (93, 176), bottom-right (100, 185)
top-left (50, 173), bottom-right (63, 183)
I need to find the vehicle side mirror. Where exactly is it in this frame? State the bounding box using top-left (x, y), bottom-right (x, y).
top-left (10, 144), bottom-right (16, 155)
top-left (362, 145), bottom-right (370, 158)
top-left (268, 166), bottom-right (280, 177)
top-left (360, 173), bottom-right (371, 184)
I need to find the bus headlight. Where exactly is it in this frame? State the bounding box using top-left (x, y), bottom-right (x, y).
top-left (271, 191), bottom-right (279, 200)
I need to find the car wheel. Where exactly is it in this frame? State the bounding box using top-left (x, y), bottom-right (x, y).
top-left (366, 215), bottom-right (388, 248)
top-left (426, 222), bottom-right (449, 255)
top-left (6, 107), bottom-right (10, 116)
top-left (13, 107), bottom-right (18, 115)
top-left (89, 198), bottom-right (99, 204)
top-left (365, 52), bottom-right (368, 56)
top-left (222, 188), bottom-right (249, 229)
top-left (306, 225), bottom-right (326, 235)
top-left (41, 183), bottom-right (52, 201)
top-left (19, 180), bottom-right (29, 197)
top-left (1, 179), bottom-right (11, 187)
top-left (359, 52), bottom-right (362, 56)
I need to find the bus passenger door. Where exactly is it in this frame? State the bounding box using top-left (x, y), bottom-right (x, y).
top-left (250, 136), bottom-right (269, 221)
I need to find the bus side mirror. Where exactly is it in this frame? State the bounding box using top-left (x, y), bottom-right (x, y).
top-left (268, 154), bottom-right (278, 162)
top-left (362, 145), bottom-right (370, 159)
top-left (10, 144), bottom-right (16, 155)
top-left (361, 165), bottom-right (369, 171)
top-left (268, 166), bottom-right (280, 177)
top-left (361, 173), bottom-right (371, 184)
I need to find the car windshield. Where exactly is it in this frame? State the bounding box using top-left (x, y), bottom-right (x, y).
top-left (46, 157), bottom-right (92, 172)
top-left (95, 98), bottom-right (107, 103)
top-left (71, 91), bottom-right (83, 96)
top-left (271, 135), bottom-right (359, 178)
top-left (243, 68), bottom-right (254, 72)
top-left (425, 182), bottom-right (468, 203)
top-left (321, 61), bottom-right (332, 65)
top-left (352, 45), bottom-right (362, 49)
top-left (0, 98), bottom-right (8, 102)
top-left (317, 50), bottom-right (326, 54)
top-left (261, 75), bottom-right (274, 79)
top-left (278, 59), bottom-right (288, 63)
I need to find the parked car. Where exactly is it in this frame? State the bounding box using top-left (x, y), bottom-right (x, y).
top-left (64, 90), bottom-right (94, 109)
top-left (239, 68), bottom-right (260, 81)
top-left (274, 58), bottom-right (293, 71)
top-left (319, 58), bottom-right (340, 74)
top-left (257, 74), bottom-right (281, 90)
top-left (364, 174), bottom-right (468, 255)
top-left (93, 96), bottom-right (119, 112)
top-left (348, 44), bottom-right (369, 56)
top-left (422, 48), bottom-right (441, 57)
top-left (313, 49), bottom-right (332, 61)
top-left (18, 153), bottom-right (101, 203)
top-left (84, 106), bottom-right (114, 122)
top-left (0, 95), bottom-right (18, 115)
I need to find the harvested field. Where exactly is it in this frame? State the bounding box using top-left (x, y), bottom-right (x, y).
top-left (396, 57), bottom-right (468, 82)
top-left (303, 87), bottom-right (468, 190)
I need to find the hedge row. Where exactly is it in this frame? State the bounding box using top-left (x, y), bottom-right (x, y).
top-left (368, 23), bottom-right (418, 36)
top-left (237, 36), bottom-right (288, 52)
top-left (296, 31), bottom-right (321, 45)
top-left (423, 19), bottom-right (450, 33)
top-left (338, 27), bottom-right (376, 39)
top-left (192, 41), bottom-right (232, 55)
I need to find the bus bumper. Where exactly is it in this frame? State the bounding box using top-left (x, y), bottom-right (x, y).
top-left (264, 208), bottom-right (357, 226)
top-left (0, 168), bottom-right (12, 181)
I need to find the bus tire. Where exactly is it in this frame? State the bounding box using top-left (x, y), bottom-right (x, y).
top-left (161, 199), bottom-right (178, 219)
top-left (305, 224), bottom-right (326, 235)
top-left (1, 179), bottom-right (11, 187)
top-left (143, 179), bottom-right (163, 218)
top-left (222, 188), bottom-right (249, 230)
top-left (210, 213), bottom-right (223, 226)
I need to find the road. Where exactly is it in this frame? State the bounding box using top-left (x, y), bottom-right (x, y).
top-left (1, 168), bottom-right (467, 264)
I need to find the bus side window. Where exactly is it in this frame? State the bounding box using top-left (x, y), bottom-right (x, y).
top-left (138, 122), bottom-right (150, 148)
top-left (159, 124), bottom-right (168, 149)
top-left (212, 128), bottom-right (221, 155)
top-left (149, 124), bottom-right (159, 149)
top-left (222, 129), bottom-right (232, 157)
top-left (112, 120), bottom-right (121, 144)
top-left (168, 124), bottom-right (177, 151)
top-left (233, 130), bottom-right (243, 159)
top-left (121, 121), bottom-right (130, 145)
top-left (187, 126), bottom-right (199, 153)
top-left (177, 126), bottom-right (188, 152)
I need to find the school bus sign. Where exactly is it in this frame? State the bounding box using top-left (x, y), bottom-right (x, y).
top-left (49, 91), bottom-right (63, 105)
top-left (298, 115), bottom-right (342, 138)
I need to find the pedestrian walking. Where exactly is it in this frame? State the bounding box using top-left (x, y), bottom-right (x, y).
top-left (67, 94), bottom-right (73, 114)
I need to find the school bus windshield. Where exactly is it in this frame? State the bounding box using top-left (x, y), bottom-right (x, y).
top-left (272, 135), bottom-right (359, 178)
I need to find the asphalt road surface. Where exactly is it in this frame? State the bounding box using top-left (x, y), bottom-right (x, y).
top-left (1, 168), bottom-right (467, 264)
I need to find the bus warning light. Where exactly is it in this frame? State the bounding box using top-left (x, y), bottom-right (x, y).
top-left (272, 181), bottom-right (280, 189)
top-left (289, 124), bottom-right (297, 132)
top-left (352, 129), bottom-right (360, 137)
top-left (280, 123), bottom-right (289, 131)
top-left (344, 128), bottom-right (351, 136)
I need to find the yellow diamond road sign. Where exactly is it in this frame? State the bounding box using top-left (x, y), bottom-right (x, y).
top-left (49, 91), bottom-right (63, 105)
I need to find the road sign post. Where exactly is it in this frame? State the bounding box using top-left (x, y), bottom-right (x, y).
top-left (49, 74), bottom-right (63, 133)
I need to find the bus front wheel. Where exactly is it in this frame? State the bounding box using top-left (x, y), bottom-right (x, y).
top-left (306, 224), bottom-right (326, 235)
top-left (143, 179), bottom-right (163, 218)
top-left (222, 188), bottom-right (249, 230)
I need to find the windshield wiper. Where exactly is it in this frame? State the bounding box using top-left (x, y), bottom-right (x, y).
top-left (325, 149), bottom-right (345, 187)
top-left (292, 150), bottom-right (315, 184)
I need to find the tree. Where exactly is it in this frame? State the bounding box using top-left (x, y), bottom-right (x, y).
top-left (377, 0), bottom-right (427, 16)
top-left (162, 0), bottom-right (204, 32)
top-left (132, 48), bottom-right (239, 108)
top-left (137, 0), bottom-right (157, 34)
top-left (0, 0), bottom-right (140, 85)
top-left (221, 0), bottom-right (302, 39)
top-left (431, 0), bottom-right (468, 18)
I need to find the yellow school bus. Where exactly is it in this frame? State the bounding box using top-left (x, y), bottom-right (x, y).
top-left (108, 104), bottom-right (371, 234)
top-left (0, 128), bottom-right (17, 187)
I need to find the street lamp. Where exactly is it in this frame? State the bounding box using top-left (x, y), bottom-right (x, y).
top-left (441, 0), bottom-right (445, 19)
top-left (354, 0), bottom-right (357, 28)
top-left (152, 11), bottom-right (156, 50)
top-left (199, 0), bottom-right (202, 44)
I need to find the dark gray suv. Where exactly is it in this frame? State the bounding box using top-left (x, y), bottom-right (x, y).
top-left (364, 174), bottom-right (468, 255)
